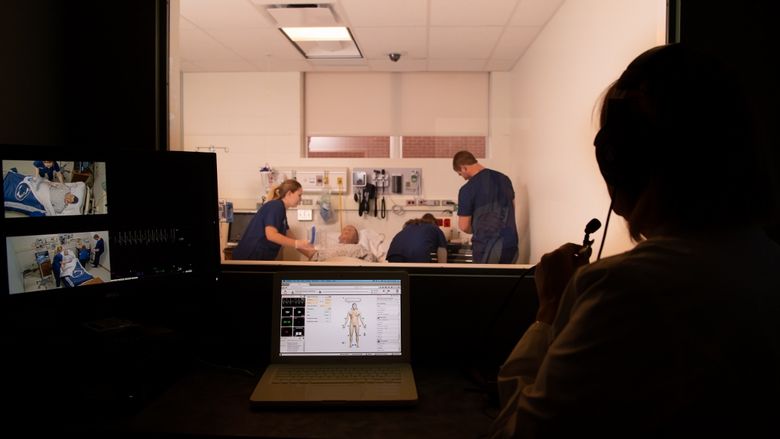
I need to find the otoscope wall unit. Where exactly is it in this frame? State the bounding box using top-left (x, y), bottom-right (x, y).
top-left (275, 168), bottom-right (348, 194)
top-left (352, 168), bottom-right (421, 196)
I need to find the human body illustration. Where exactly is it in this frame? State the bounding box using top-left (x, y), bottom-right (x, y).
top-left (342, 303), bottom-right (367, 348)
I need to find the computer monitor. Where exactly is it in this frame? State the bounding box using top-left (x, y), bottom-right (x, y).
top-left (227, 211), bottom-right (256, 244)
top-left (1, 147), bottom-right (220, 305)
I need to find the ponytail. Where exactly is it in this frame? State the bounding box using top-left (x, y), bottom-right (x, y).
top-left (269, 179), bottom-right (302, 201)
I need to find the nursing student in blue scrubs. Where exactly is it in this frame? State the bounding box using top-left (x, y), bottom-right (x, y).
top-left (453, 150), bottom-right (518, 264)
top-left (232, 179), bottom-right (315, 260)
top-left (33, 160), bottom-right (64, 183)
top-left (387, 213), bottom-right (448, 263)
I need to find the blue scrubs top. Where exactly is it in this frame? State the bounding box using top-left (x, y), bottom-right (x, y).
top-left (457, 168), bottom-right (518, 263)
top-left (52, 253), bottom-right (63, 276)
top-left (33, 160), bottom-right (60, 181)
top-left (232, 199), bottom-right (288, 260)
top-left (386, 223), bottom-right (447, 263)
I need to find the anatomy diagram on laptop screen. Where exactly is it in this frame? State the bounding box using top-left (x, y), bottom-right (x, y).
top-left (279, 279), bottom-right (402, 356)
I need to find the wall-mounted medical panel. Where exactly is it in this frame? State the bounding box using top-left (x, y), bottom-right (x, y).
top-left (276, 167), bottom-right (348, 194)
top-left (352, 168), bottom-right (422, 196)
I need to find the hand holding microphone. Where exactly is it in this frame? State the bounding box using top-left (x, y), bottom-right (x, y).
top-left (576, 218), bottom-right (602, 259)
top-left (535, 218), bottom-right (602, 323)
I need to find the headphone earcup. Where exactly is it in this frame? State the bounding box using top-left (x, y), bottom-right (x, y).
top-left (594, 97), bottom-right (653, 193)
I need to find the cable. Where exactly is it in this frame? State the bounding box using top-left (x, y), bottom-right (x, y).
top-left (337, 180), bottom-right (343, 231)
top-left (596, 199), bottom-right (614, 261)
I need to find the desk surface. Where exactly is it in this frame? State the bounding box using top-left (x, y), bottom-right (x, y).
top-left (130, 363), bottom-right (497, 438)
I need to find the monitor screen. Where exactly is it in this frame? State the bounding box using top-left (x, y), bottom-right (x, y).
top-left (227, 211), bottom-right (256, 244)
top-left (1, 147), bottom-right (219, 300)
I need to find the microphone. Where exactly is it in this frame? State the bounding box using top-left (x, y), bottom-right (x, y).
top-left (576, 218), bottom-right (602, 257)
top-left (523, 218), bottom-right (602, 276)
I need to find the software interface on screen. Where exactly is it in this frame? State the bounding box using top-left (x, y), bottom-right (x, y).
top-left (279, 278), bottom-right (402, 357)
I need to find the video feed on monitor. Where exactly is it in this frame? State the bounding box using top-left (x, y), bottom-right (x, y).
top-left (3, 160), bottom-right (107, 218)
top-left (6, 231), bottom-right (111, 294)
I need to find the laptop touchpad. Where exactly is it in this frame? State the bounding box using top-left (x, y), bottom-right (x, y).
top-left (306, 385), bottom-right (362, 401)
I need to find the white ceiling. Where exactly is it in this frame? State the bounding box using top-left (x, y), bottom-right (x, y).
top-left (178, 0), bottom-right (566, 72)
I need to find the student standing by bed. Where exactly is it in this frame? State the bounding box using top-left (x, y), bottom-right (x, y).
top-left (92, 234), bottom-right (104, 268)
top-left (52, 246), bottom-right (63, 287)
top-left (33, 160), bottom-right (64, 183)
top-left (232, 179), bottom-right (315, 260)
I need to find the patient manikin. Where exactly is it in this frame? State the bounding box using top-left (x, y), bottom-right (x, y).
top-left (307, 225), bottom-right (376, 262)
top-left (48, 184), bottom-right (78, 214)
top-left (31, 174), bottom-right (78, 214)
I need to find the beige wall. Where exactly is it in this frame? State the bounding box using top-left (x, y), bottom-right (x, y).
top-left (509, 0), bottom-right (666, 261)
top-left (182, 72), bottom-right (468, 259)
top-left (169, 0), bottom-right (182, 151)
top-left (181, 0), bottom-right (667, 263)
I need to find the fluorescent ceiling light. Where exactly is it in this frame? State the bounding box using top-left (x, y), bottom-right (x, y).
top-left (279, 26), bottom-right (363, 59)
top-left (281, 27), bottom-right (351, 41)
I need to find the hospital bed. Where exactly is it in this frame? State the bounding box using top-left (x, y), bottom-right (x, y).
top-left (3, 169), bottom-right (90, 217)
top-left (60, 258), bottom-right (103, 288)
top-left (310, 228), bottom-right (389, 263)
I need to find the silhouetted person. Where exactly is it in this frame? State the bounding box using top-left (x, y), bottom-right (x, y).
top-left (491, 43), bottom-right (780, 438)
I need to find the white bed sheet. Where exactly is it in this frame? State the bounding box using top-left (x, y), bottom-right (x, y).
top-left (31, 178), bottom-right (86, 216)
top-left (318, 228), bottom-right (390, 262)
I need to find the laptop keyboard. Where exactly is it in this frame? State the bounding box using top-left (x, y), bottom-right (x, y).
top-left (272, 366), bottom-right (402, 384)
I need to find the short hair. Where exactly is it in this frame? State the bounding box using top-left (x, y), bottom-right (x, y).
top-left (71, 195), bottom-right (79, 204)
top-left (93, 234), bottom-right (99, 239)
top-left (421, 213), bottom-right (437, 225)
top-left (452, 150), bottom-right (478, 171)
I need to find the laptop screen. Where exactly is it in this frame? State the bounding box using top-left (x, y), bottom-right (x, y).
top-left (275, 273), bottom-right (407, 359)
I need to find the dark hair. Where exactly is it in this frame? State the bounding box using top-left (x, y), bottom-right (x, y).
top-left (421, 213), bottom-right (437, 225)
top-left (595, 43), bottom-right (777, 240)
top-left (452, 150), bottom-right (478, 171)
top-left (71, 195), bottom-right (79, 204)
top-left (405, 213), bottom-right (438, 227)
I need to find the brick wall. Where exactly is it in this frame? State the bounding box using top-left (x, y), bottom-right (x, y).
top-left (402, 136), bottom-right (486, 158)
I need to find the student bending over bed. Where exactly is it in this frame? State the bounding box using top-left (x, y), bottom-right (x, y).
top-left (386, 213), bottom-right (448, 263)
top-left (307, 225), bottom-right (376, 262)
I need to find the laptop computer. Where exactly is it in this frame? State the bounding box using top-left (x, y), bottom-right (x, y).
top-left (250, 271), bottom-right (417, 406)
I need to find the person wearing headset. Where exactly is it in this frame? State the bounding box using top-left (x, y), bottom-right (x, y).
top-left (232, 179), bottom-right (315, 260)
top-left (490, 43), bottom-right (780, 437)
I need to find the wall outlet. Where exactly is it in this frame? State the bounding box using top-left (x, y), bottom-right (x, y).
top-left (406, 199), bottom-right (417, 206)
top-left (297, 209), bottom-right (313, 221)
top-left (418, 199), bottom-right (440, 207)
top-left (300, 198), bottom-right (313, 205)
